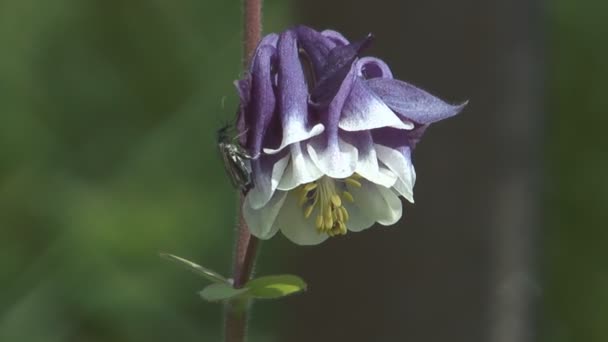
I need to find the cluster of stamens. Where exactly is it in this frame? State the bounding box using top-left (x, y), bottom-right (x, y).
top-left (296, 174), bottom-right (362, 236)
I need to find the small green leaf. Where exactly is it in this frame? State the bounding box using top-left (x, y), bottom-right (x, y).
top-left (246, 274), bottom-right (307, 299)
top-left (199, 283), bottom-right (249, 302)
top-left (160, 253), bottom-right (229, 284)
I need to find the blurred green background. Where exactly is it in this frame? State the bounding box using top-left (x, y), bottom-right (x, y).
top-left (0, 0), bottom-right (605, 341)
top-left (544, 0), bottom-right (608, 341)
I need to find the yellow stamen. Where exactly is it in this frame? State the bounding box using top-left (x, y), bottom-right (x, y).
top-left (324, 208), bottom-right (333, 230)
top-left (340, 207), bottom-right (349, 221)
top-left (304, 183), bottom-right (318, 192)
top-left (294, 175), bottom-right (363, 238)
top-left (336, 207), bottom-right (344, 222)
top-left (344, 178), bottom-right (362, 188)
top-left (304, 205), bottom-right (314, 219)
top-left (315, 215), bottom-right (324, 230)
top-left (338, 222), bottom-right (347, 235)
top-left (331, 194), bottom-right (342, 207)
top-left (298, 190), bottom-right (309, 206)
top-left (342, 191), bottom-right (354, 202)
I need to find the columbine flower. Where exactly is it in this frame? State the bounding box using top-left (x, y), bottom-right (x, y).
top-left (235, 26), bottom-right (465, 245)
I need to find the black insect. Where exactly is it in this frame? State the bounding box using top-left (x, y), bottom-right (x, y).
top-left (217, 124), bottom-right (254, 192)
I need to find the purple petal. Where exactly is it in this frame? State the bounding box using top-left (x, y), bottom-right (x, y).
top-left (235, 77), bottom-right (251, 145)
top-left (372, 126), bottom-right (429, 150)
top-left (366, 78), bottom-right (467, 125)
top-left (243, 45), bottom-right (277, 154)
top-left (258, 33), bottom-right (279, 48)
top-left (355, 57), bottom-right (393, 79)
top-left (340, 77), bottom-right (413, 131)
top-left (310, 34), bottom-right (374, 107)
top-left (248, 33), bottom-right (279, 72)
top-left (264, 30), bottom-right (323, 154)
top-left (293, 26), bottom-right (336, 76)
top-left (321, 29), bottom-right (350, 46)
top-left (306, 66), bottom-right (359, 178)
top-left (404, 125), bottom-right (429, 148)
top-left (325, 63), bottom-right (356, 142)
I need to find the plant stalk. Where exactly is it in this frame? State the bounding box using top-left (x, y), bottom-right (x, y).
top-left (242, 0), bottom-right (262, 66)
top-left (224, 0), bottom-right (262, 341)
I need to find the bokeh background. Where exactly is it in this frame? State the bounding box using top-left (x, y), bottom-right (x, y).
top-left (0, 0), bottom-right (605, 341)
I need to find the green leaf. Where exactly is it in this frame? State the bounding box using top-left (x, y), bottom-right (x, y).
top-left (246, 274), bottom-right (307, 299)
top-left (199, 283), bottom-right (249, 302)
top-left (160, 253), bottom-right (229, 284)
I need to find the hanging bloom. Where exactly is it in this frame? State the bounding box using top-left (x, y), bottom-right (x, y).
top-left (235, 26), bottom-right (466, 245)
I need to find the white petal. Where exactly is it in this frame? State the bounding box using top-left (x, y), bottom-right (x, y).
top-left (307, 137), bottom-right (358, 179)
top-left (351, 133), bottom-right (398, 188)
top-left (356, 159), bottom-right (397, 188)
top-left (274, 191), bottom-right (330, 245)
top-left (243, 191), bottom-right (287, 239)
top-left (263, 123), bottom-right (324, 154)
top-left (343, 201), bottom-right (375, 232)
top-left (375, 144), bottom-right (416, 203)
top-left (277, 142), bottom-right (323, 191)
top-left (348, 180), bottom-right (403, 227)
top-left (391, 177), bottom-right (414, 203)
top-left (375, 185), bottom-right (403, 225)
top-left (246, 153), bottom-right (291, 210)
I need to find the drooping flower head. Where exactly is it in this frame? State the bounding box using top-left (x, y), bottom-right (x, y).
top-left (235, 26), bottom-right (465, 245)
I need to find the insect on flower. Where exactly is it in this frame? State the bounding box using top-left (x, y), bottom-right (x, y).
top-left (217, 124), bottom-right (255, 192)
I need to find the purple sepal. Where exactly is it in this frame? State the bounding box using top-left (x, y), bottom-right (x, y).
top-left (366, 78), bottom-right (467, 125)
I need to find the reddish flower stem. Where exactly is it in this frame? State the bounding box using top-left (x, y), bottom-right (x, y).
top-left (232, 199), bottom-right (260, 288)
top-left (242, 0), bottom-right (262, 66)
top-left (224, 0), bottom-right (262, 341)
